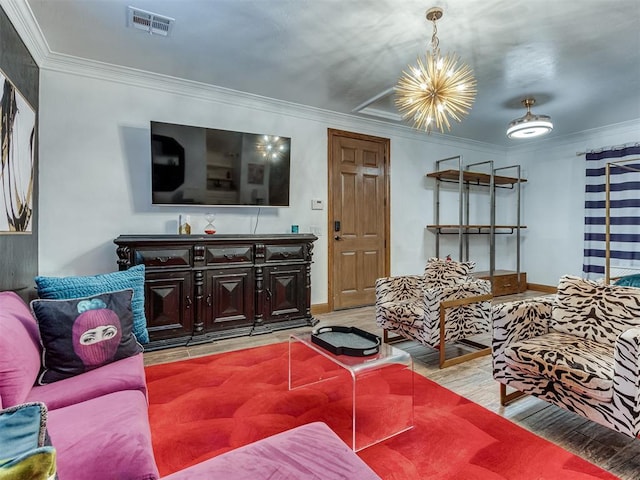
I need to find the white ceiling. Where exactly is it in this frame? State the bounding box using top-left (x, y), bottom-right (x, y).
top-left (24, 0), bottom-right (640, 146)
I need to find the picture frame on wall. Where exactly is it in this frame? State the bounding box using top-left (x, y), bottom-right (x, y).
top-left (0, 68), bottom-right (36, 234)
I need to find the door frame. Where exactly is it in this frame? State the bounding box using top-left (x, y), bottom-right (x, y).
top-left (327, 128), bottom-right (391, 312)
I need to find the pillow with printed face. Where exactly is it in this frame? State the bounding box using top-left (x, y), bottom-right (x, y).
top-left (30, 289), bottom-right (143, 384)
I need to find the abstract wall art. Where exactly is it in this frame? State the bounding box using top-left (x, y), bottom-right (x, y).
top-left (0, 68), bottom-right (35, 234)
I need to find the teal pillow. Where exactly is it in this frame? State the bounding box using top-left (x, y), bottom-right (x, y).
top-left (614, 273), bottom-right (640, 288)
top-left (0, 402), bottom-right (57, 480)
top-left (0, 403), bottom-right (47, 458)
top-left (34, 265), bottom-right (149, 344)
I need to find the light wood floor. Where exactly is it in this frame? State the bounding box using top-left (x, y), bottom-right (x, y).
top-left (144, 292), bottom-right (640, 479)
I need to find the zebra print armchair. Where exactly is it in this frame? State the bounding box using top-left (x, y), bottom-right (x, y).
top-left (493, 274), bottom-right (640, 437)
top-left (375, 257), bottom-right (492, 368)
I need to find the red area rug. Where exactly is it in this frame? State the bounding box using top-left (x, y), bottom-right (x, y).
top-left (146, 342), bottom-right (617, 479)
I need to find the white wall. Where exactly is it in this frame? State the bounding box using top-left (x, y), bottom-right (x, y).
top-left (37, 59), bottom-right (640, 300)
top-left (507, 120), bottom-right (640, 285)
top-left (37, 62), bottom-right (507, 305)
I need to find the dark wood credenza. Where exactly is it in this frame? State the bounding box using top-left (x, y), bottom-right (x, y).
top-left (114, 234), bottom-right (318, 351)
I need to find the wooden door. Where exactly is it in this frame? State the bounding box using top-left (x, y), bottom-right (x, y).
top-left (328, 129), bottom-right (390, 310)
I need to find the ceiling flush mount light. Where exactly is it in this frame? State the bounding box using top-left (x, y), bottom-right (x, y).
top-left (507, 98), bottom-right (553, 139)
top-left (395, 7), bottom-right (477, 134)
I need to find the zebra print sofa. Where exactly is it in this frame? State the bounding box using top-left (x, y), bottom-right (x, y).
top-left (493, 274), bottom-right (640, 437)
top-left (375, 257), bottom-right (492, 368)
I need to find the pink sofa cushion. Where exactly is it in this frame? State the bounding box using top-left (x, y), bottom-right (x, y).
top-left (162, 422), bottom-right (381, 480)
top-left (26, 353), bottom-right (147, 410)
top-left (47, 389), bottom-right (159, 480)
top-left (0, 292), bottom-right (42, 408)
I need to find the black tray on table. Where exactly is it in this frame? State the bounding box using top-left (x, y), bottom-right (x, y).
top-left (311, 326), bottom-right (381, 356)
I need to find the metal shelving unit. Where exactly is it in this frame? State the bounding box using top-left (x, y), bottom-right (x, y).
top-left (426, 155), bottom-right (527, 295)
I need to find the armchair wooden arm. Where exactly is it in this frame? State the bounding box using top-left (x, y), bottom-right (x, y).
top-left (439, 293), bottom-right (493, 368)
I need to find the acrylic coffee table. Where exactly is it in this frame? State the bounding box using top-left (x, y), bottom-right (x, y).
top-left (288, 331), bottom-right (414, 451)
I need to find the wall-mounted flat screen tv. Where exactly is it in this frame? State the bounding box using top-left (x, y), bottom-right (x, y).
top-left (151, 121), bottom-right (291, 207)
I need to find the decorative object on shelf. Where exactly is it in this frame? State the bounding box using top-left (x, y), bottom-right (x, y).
top-left (506, 98), bottom-right (553, 139)
top-left (178, 215), bottom-right (191, 235)
top-left (204, 214), bottom-right (216, 235)
top-left (395, 6), bottom-right (476, 134)
top-left (291, 224), bottom-right (299, 234)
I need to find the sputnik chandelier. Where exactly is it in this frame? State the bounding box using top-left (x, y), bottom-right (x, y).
top-left (395, 7), bottom-right (476, 134)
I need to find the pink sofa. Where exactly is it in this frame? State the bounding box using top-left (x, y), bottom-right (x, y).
top-left (166, 421), bottom-right (381, 480)
top-left (0, 291), bottom-right (381, 480)
top-left (0, 291), bottom-right (158, 479)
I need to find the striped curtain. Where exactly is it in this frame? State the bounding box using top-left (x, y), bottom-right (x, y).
top-left (583, 145), bottom-right (640, 280)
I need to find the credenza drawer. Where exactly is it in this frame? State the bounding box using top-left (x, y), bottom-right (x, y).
top-left (134, 248), bottom-right (191, 267)
top-left (265, 245), bottom-right (304, 262)
top-left (492, 272), bottom-right (526, 296)
top-left (474, 270), bottom-right (527, 296)
top-left (206, 246), bottom-right (253, 264)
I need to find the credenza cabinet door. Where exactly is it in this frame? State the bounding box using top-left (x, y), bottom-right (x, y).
top-left (204, 267), bottom-right (255, 333)
top-left (144, 271), bottom-right (194, 343)
top-left (263, 264), bottom-right (306, 324)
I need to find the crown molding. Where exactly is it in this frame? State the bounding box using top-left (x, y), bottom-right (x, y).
top-left (41, 51), bottom-right (503, 154)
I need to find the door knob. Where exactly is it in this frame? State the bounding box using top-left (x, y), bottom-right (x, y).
top-left (334, 235), bottom-right (341, 241)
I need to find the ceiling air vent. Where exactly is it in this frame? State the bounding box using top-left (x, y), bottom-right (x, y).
top-left (127, 6), bottom-right (174, 36)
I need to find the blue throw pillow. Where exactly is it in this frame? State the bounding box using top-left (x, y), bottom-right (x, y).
top-left (34, 265), bottom-right (149, 344)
